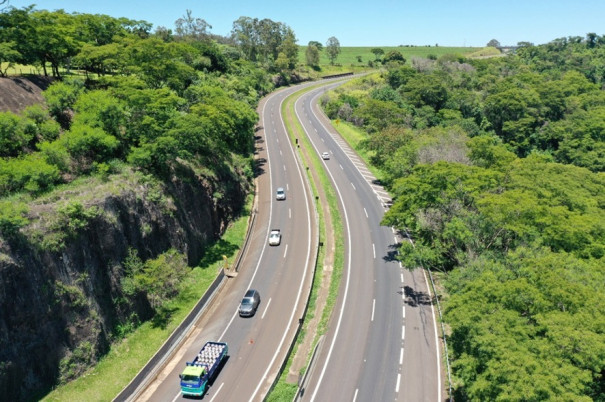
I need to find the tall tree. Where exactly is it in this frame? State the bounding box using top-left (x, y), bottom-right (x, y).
top-left (325, 36), bottom-right (340, 65)
top-left (174, 9), bottom-right (211, 41)
top-left (278, 27), bottom-right (298, 70)
top-left (308, 40), bottom-right (323, 51)
top-left (305, 43), bottom-right (320, 67)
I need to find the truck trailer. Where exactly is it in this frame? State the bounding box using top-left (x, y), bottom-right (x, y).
top-left (179, 341), bottom-right (228, 397)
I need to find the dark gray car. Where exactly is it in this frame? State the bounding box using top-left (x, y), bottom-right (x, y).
top-left (239, 289), bottom-right (261, 317)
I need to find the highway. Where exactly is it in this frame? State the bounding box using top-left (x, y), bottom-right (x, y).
top-left (131, 77), bottom-right (441, 402)
top-left (294, 83), bottom-right (441, 402)
top-left (134, 82), bottom-right (319, 401)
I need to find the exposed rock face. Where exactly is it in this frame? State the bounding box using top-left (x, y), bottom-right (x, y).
top-left (0, 165), bottom-right (248, 401)
top-left (0, 76), bottom-right (54, 114)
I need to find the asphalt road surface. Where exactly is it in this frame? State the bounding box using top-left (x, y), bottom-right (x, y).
top-left (294, 83), bottom-right (441, 402)
top-left (134, 82), bottom-right (319, 402)
top-left (130, 77), bottom-right (441, 402)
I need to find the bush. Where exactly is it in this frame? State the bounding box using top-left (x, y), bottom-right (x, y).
top-left (0, 200), bottom-right (28, 237)
top-left (43, 79), bottom-right (85, 129)
top-left (0, 112), bottom-right (36, 157)
top-left (56, 201), bottom-right (100, 235)
top-left (0, 154), bottom-right (61, 196)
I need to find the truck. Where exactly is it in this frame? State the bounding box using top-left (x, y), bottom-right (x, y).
top-left (179, 341), bottom-right (228, 397)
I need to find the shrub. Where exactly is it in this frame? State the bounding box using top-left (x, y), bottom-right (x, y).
top-left (0, 154), bottom-right (61, 196)
top-left (0, 112), bottom-right (36, 157)
top-left (0, 200), bottom-right (28, 237)
top-left (56, 201), bottom-right (100, 235)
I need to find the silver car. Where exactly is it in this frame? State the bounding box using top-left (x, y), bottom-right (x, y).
top-left (321, 152), bottom-right (330, 160)
top-left (268, 229), bottom-right (281, 246)
top-left (276, 187), bottom-right (286, 200)
top-left (239, 289), bottom-right (261, 317)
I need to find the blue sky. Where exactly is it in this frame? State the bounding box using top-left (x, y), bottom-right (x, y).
top-left (5, 0), bottom-right (604, 47)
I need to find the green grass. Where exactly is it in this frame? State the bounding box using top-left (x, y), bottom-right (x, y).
top-left (268, 83), bottom-right (346, 400)
top-left (466, 46), bottom-right (503, 58)
top-left (1, 62), bottom-right (87, 77)
top-left (330, 120), bottom-right (384, 180)
top-left (43, 194), bottom-right (254, 402)
top-left (298, 45), bottom-right (478, 72)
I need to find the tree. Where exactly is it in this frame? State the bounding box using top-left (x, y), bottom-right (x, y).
top-left (175, 9), bottom-right (211, 41)
top-left (278, 27), bottom-right (298, 70)
top-left (371, 47), bottom-right (384, 61)
top-left (487, 39), bottom-right (501, 47)
top-left (325, 36), bottom-right (341, 65)
top-left (0, 41), bottom-right (20, 76)
top-left (382, 50), bottom-right (406, 64)
top-left (308, 40), bottom-right (323, 51)
top-left (305, 43), bottom-right (320, 67)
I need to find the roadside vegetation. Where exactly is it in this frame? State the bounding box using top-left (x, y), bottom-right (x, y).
top-left (320, 35), bottom-right (605, 400)
top-left (43, 195), bottom-right (253, 401)
top-left (4, 2), bottom-right (595, 401)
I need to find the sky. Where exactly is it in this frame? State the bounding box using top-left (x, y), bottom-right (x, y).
top-left (4, 0), bottom-right (605, 47)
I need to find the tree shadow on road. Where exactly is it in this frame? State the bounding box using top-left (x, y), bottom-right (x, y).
top-left (399, 285), bottom-right (435, 307)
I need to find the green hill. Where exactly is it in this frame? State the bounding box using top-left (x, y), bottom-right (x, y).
top-left (298, 45), bottom-right (478, 68)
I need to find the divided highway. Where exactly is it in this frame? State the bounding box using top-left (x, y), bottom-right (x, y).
top-left (130, 77), bottom-right (441, 401)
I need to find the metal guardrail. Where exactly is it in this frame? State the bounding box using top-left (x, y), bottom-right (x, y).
top-left (294, 335), bottom-right (323, 401)
top-left (114, 269), bottom-right (226, 402)
top-left (402, 228), bottom-right (453, 401)
top-left (321, 72), bottom-right (354, 79)
top-left (264, 110), bottom-right (322, 400)
top-left (114, 207), bottom-right (259, 402)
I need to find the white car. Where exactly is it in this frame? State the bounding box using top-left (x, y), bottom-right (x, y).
top-left (321, 152), bottom-right (330, 160)
top-left (276, 187), bottom-right (286, 200)
top-left (268, 229), bottom-right (281, 246)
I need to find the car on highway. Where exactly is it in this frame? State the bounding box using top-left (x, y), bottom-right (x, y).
top-left (239, 289), bottom-right (261, 317)
top-left (321, 152), bottom-right (330, 160)
top-left (276, 187), bottom-right (286, 200)
top-left (268, 229), bottom-right (281, 246)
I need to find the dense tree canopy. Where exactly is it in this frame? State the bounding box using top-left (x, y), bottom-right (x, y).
top-left (230, 16), bottom-right (298, 71)
top-left (322, 34), bottom-right (605, 400)
top-left (0, 7), bottom-right (275, 200)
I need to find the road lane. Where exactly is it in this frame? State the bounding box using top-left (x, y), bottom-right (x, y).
top-left (295, 83), bottom-right (441, 402)
top-left (134, 83), bottom-right (318, 402)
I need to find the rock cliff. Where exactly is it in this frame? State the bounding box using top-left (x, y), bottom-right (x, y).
top-left (0, 163), bottom-right (249, 401)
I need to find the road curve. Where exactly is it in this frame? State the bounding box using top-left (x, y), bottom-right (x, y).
top-left (294, 83), bottom-right (442, 402)
top-left (133, 82), bottom-right (319, 402)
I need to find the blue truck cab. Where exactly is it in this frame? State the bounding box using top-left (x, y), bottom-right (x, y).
top-left (179, 341), bottom-right (228, 397)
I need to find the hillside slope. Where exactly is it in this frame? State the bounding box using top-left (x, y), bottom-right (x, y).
top-left (0, 76), bottom-right (53, 114)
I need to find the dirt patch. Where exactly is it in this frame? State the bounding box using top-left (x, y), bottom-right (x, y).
top-left (0, 76), bottom-right (54, 114)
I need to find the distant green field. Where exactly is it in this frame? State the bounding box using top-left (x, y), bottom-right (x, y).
top-left (297, 45), bottom-right (478, 68)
